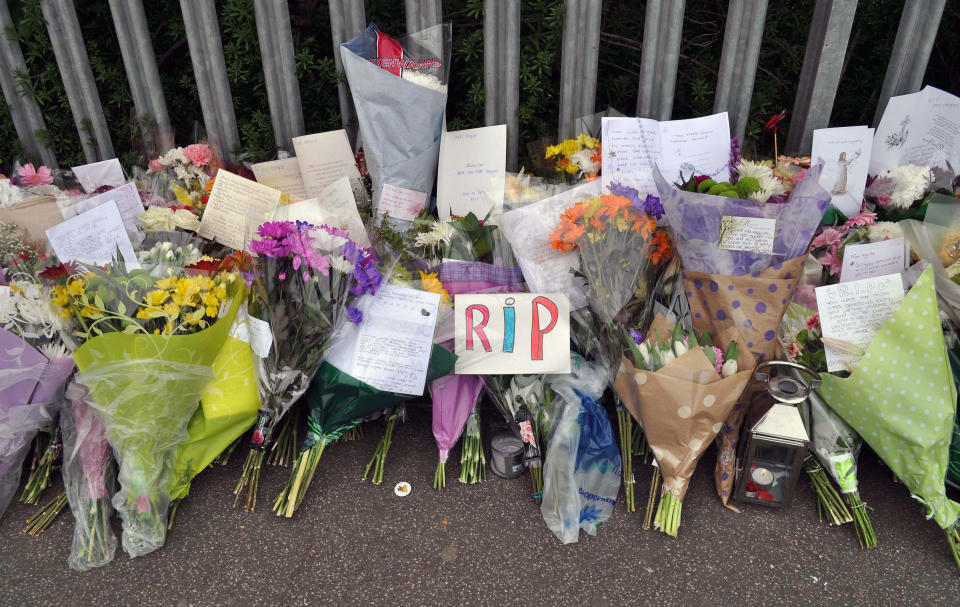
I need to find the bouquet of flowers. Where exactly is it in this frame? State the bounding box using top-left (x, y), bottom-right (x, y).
top-left (234, 221), bottom-right (374, 512)
top-left (656, 165), bottom-right (831, 507)
top-left (543, 134), bottom-right (602, 181)
top-left (340, 23), bottom-right (449, 226)
top-left (60, 380), bottom-right (117, 570)
top-left (817, 267), bottom-right (960, 567)
top-left (144, 143), bottom-right (217, 213)
top-left (51, 260), bottom-right (243, 556)
top-left (614, 315), bottom-right (754, 536)
top-left (550, 185), bottom-right (673, 512)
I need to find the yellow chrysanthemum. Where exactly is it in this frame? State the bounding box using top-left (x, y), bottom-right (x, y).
top-left (155, 276), bottom-right (179, 291)
top-left (51, 285), bottom-right (70, 307)
top-left (67, 279), bottom-right (85, 296)
top-left (145, 289), bottom-right (169, 307)
top-left (163, 302), bottom-right (180, 317)
top-left (419, 270), bottom-right (450, 303)
top-left (576, 134), bottom-right (600, 149)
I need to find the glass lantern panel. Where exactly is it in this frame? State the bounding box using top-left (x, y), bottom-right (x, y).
top-left (744, 441), bottom-right (797, 504)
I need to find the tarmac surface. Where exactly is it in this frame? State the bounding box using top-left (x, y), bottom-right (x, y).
top-left (2, 405), bottom-right (959, 606)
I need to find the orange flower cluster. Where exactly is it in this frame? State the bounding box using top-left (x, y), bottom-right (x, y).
top-left (550, 194), bottom-right (672, 266)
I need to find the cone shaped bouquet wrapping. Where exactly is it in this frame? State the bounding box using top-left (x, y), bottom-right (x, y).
top-left (169, 334), bottom-right (260, 504)
top-left (0, 329), bottom-right (74, 520)
top-left (817, 267), bottom-right (960, 566)
top-left (73, 285), bottom-right (242, 557)
top-left (614, 315), bottom-right (755, 536)
top-left (656, 166), bottom-right (831, 506)
top-left (273, 345), bottom-right (454, 516)
top-left (340, 23), bottom-right (449, 223)
top-left (61, 381), bottom-right (117, 571)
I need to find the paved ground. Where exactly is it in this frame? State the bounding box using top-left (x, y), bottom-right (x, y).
top-left (2, 406), bottom-right (959, 606)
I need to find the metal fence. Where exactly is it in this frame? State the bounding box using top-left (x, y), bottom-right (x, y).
top-left (0, 0), bottom-right (949, 171)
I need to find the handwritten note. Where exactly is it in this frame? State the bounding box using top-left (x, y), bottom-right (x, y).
top-left (292, 130), bottom-right (360, 199)
top-left (718, 216), bottom-right (776, 253)
top-left (198, 170), bottom-right (282, 251)
top-left (872, 86), bottom-right (960, 174)
top-left (454, 293), bottom-right (570, 375)
top-left (840, 238), bottom-right (906, 283)
top-left (812, 126), bottom-right (874, 219)
top-left (46, 200), bottom-right (140, 271)
top-left (602, 113), bottom-right (730, 194)
top-left (325, 285), bottom-right (441, 395)
top-left (59, 182), bottom-right (145, 244)
top-left (379, 183), bottom-right (427, 221)
top-left (252, 158), bottom-right (308, 202)
top-left (815, 274), bottom-right (905, 372)
top-left (437, 125), bottom-right (507, 219)
top-left (499, 180), bottom-right (600, 310)
top-left (230, 306), bottom-right (274, 358)
top-left (272, 176), bottom-right (370, 247)
top-left (71, 158), bottom-right (125, 193)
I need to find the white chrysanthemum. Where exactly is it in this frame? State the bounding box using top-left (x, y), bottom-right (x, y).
top-left (415, 221), bottom-right (456, 248)
top-left (328, 254), bottom-right (355, 275)
top-left (401, 70), bottom-right (448, 93)
top-left (0, 179), bottom-right (25, 207)
top-left (312, 228), bottom-right (348, 253)
top-left (39, 342), bottom-right (70, 360)
top-left (736, 160), bottom-right (774, 181)
top-left (758, 173), bottom-right (786, 197)
top-left (867, 221), bottom-right (903, 242)
top-left (885, 165), bottom-right (935, 209)
top-left (161, 147), bottom-right (187, 166)
top-left (174, 164), bottom-right (191, 182)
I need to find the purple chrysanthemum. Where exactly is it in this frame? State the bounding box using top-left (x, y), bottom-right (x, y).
top-left (346, 305), bottom-right (363, 325)
top-left (641, 194), bottom-right (664, 219)
top-left (629, 329), bottom-right (643, 345)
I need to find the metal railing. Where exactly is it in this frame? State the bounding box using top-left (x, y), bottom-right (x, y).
top-left (0, 0), bottom-right (948, 170)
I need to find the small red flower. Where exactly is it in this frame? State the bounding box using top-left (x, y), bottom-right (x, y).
top-left (38, 261), bottom-right (77, 280)
top-left (184, 259), bottom-right (223, 275)
top-left (251, 429), bottom-right (264, 445)
top-left (764, 110), bottom-right (787, 133)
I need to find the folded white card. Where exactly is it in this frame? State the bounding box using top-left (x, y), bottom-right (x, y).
top-left (71, 158), bottom-right (125, 193)
top-left (198, 170), bottom-right (282, 251)
top-left (46, 200), bottom-right (140, 271)
top-left (292, 130), bottom-right (360, 199)
top-left (812, 126), bottom-right (874, 218)
top-left (252, 158), bottom-right (308, 201)
top-left (271, 176), bottom-right (370, 247)
top-left (437, 124), bottom-right (507, 220)
top-left (59, 182), bottom-right (145, 244)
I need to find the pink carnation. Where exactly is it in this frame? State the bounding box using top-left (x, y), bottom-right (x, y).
top-left (183, 143), bottom-right (213, 167)
top-left (148, 158), bottom-right (163, 172)
top-left (810, 228), bottom-right (842, 250)
top-left (817, 247), bottom-right (843, 276)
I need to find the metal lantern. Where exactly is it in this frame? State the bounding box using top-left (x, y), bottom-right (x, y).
top-left (735, 361), bottom-right (821, 508)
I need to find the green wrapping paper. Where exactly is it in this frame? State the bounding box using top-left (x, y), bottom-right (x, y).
top-left (74, 288), bottom-right (242, 557)
top-left (302, 345), bottom-right (457, 449)
top-left (818, 267), bottom-right (960, 530)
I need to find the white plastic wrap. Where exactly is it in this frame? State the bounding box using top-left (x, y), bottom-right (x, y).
top-left (61, 381), bottom-right (117, 571)
top-left (540, 356), bottom-right (621, 543)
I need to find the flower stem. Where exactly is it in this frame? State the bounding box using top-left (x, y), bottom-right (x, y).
top-left (434, 460), bottom-right (445, 491)
top-left (267, 414), bottom-right (298, 467)
top-left (363, 413), bottom-right (396, 484)
top-left (643, 466), bottom-right (661, 531)
top-left (214, 437), bottom-right (241, 466)
top-left (20, 430), bottom-right (59, 505)
top-left (846, 491), bottom-right (877, 549)
top-left (805, 460), bottom-right (852, 526)
top-left (273, 441), bottom-right (326, 517)
top-left (617, 408), bottom-right (635, 512)
top-left (653, 491), bottom-right (683, 537)
top-left (233, 449), bottom-right (264, 512)
top-left (24, 491), bottom-right (67, 535)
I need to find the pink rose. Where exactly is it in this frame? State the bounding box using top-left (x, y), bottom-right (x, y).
top-left (183, 143), bottom-right (213, 167)
top-left (148, 158), bottom-right (163, 172)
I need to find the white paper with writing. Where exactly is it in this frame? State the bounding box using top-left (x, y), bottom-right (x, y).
top-left (46, 200), bottom-right (140, 271)
top-left (379, 183), bottom-right (427, 221)
top-left (199, 170), bottom-right (282, 251)
top-left (292, 130), bottom-right (360, 198)
top-left (71, 158), bottom-right (125, 193)
top-left (812, 126), bottom-right (874, 218)
top-left (718, 216), bottom-right (776, 253)
top-left (815, 274), bottom-right (905, 372)
top-left (229, 306), bottom-right (274, 358)
top-left (498, 180), bottom-right (600, 310)
top-left (271, 176), bottom-right (370, 247)
top-left (454, 293), bottom-right (570, 375)
top-left (59, 182), bottom-right (145, 244)
top-left (437, 125), bottom-right (507, 219)
top-left (324, 285), bottom-right (441, 395)
top-left (252, 158), bottom-right (309, 201)
top-left (839, 238), bottom-right (906, 283)
top-left (602, 112), bottom-right (730, 194)
top-left (872, 86), bottom-right (960, 174)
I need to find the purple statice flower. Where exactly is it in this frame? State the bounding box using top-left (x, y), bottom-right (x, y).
top-left (641, 194), bottom-right (664, 219)
top-left (346, 305), bottom-right (363, 325)
top-left (629, 329), bottom-right (643, 345)
top-left (729, 136), bottom-right (742, 182)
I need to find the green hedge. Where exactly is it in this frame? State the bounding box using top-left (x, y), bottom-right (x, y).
top-left (1, 0), bottom-right (957, 171)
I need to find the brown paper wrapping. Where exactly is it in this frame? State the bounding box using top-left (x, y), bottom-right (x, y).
top-left (614, 315), bottom-right (755, 502)
top-left (0, 196), bottom-right (62, 252)
top-left (681, 256), bottom-right (804, 506)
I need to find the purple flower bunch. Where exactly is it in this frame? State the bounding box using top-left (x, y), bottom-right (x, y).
top-left (343, 240), bottom-right (382, 297)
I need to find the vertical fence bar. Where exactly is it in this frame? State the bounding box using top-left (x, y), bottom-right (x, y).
top-left (180, 0), bottom-right (241, 161)
top-left (40, 0), bottom-right (114, 162)
top-left (0, 0), bottom-right (57, 167)
top-left (503, 0), bottom-right (520, 172)
top-left (714, 0), bottom-right (745, 118)
top-left (577, 0), bottom-right (601, 123)
top-left (636, 0), bottom-right (662, 118)
top-left (557, 0), bottom-right (580, 140)
top-left (254, 0), bottom-right (304, 153)
top-left (484, 0), bottom-right (520, 171)
top-left (653, 0), bottom-right (684, 121)
top-left (108, 0), bottom-right (173, 152)
top-left (329, 0), bottom-right (366, 148)
top-left (872, 0), bottom-right (947, 126)
top-left (730, 0), bottom-right (768, 138)
top-left (483, 0), bottom-right (499, 127)
top-left (637, 0), bottom-right (684, 120)
top-left (786, 0), bottom-right (858, 155)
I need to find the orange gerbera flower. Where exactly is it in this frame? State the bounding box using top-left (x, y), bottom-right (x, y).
top-left (590, 214), bottom-right (607, 231)
top-left (562, 203), bottom-right (585, 222)
top-left (600, 194), bottom-right (631, 218)
top-left (649, 230), bottom-right (673, 264)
